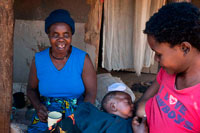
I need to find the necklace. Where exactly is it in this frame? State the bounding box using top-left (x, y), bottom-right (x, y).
top-left (51, 53), bottom-right (66, 60)
top-left (50, 47), bottom-right (71, 60)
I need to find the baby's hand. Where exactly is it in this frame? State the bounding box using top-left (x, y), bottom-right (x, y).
top-left (132, 116), bottom-right (148, 133)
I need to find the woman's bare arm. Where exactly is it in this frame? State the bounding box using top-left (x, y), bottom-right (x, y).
top-left (27, 59), bottom-right (48, 122)
top-left (82, 54), bottom-right (97, 104)
top-left (136, 79), bottom-right (160, 117)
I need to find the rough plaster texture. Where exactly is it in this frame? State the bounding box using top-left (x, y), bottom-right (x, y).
top-left (13, 20), bottom-right (96, 83)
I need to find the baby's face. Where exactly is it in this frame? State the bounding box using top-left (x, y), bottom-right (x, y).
top-left (115, 94), bottom-right (134, 119)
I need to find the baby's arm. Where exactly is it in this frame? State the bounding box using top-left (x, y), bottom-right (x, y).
top-left (136, 80), bottom-right (160, 117)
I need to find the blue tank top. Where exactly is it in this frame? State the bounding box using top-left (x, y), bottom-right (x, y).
top-left (35, 46), bottom-right (86, 98)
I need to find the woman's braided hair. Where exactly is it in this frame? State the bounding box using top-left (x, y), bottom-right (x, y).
top-left (144, 2), bottom-right (200, 51)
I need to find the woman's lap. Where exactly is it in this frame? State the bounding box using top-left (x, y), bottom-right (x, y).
top-left (27, 97), bottom-right (78, 132)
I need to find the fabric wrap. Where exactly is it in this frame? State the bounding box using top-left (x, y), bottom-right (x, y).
top-left (74, 102), bottom-right (133, 133)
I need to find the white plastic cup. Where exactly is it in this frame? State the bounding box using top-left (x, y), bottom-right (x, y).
top-left (48, 111), bottom-right (62, 130)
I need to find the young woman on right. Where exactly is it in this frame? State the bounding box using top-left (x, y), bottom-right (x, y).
top-left (133, 2), bottom-right (200, 133)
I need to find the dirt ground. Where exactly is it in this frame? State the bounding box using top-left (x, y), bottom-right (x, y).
top-left (97, 67), bottom-right (157, 101)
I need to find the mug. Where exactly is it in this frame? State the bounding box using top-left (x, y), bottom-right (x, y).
top-left (48, 111), bottom-right (62, 130)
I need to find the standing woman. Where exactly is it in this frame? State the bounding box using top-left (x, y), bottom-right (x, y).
top-left (27, 9), bottom-right (97, 132)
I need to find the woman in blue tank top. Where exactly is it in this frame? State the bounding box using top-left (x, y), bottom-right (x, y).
top-left (27, 9), bottom-right (97, 132)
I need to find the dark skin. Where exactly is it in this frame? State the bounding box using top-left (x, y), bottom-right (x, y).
top-left (136, 35), bottom-right (200, 117)
top-left (132, 116), bottom-right (148, 133)
top-left (27, 23), bottom-right (97, 122)
top-left (134, 35), bottom-right (200, 132)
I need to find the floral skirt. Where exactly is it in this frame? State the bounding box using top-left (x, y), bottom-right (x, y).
top-left (27, 96), bottom-right (78, 133)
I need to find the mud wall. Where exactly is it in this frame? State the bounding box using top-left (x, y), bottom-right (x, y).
top-left (13, 0), bottom-right (96, 82)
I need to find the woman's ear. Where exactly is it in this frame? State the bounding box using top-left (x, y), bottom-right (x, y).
top-left (180, 42), bottom-right (191, 55)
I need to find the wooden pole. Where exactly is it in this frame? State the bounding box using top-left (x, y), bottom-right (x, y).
top-left (0, 0), bottom-right (14, 132)
top-left (85, 0), bottom-right (103, 69)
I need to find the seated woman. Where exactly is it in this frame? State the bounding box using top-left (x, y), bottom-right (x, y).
top-left (27, 9), bottom-right (97, 132)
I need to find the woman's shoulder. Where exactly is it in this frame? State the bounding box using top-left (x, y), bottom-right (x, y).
top-left (157, 67), bottom-right (174, 83)
top-left (72, 46), bottom-right (87, 55)
top-left (35, 48), bottom-right (49, 56)
top-left (35, 48), bottom-right (50, 62)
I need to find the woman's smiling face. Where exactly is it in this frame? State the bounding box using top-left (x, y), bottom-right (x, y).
top-left (48, 22), bottom-right (72, 54)
top-left (147, 35), bottom-right (188, 75)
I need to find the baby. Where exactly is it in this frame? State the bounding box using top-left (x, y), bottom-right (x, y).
top-left (102, 91), bottom-right (147, 133)
top-left (46, 91), bottom-right (147, 133)
top-left (101, 91), bottom-right (134, 119)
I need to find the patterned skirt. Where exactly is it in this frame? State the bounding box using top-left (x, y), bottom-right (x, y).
top-left (27, 96), bottom-right (79, 133)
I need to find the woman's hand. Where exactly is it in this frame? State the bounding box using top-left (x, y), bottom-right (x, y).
top-left (132, 116), bottom-right (148, 133)
top-left (27, 59), bottom-right (48, 122)
top-left (36, 103), bottom-right (48, 122)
